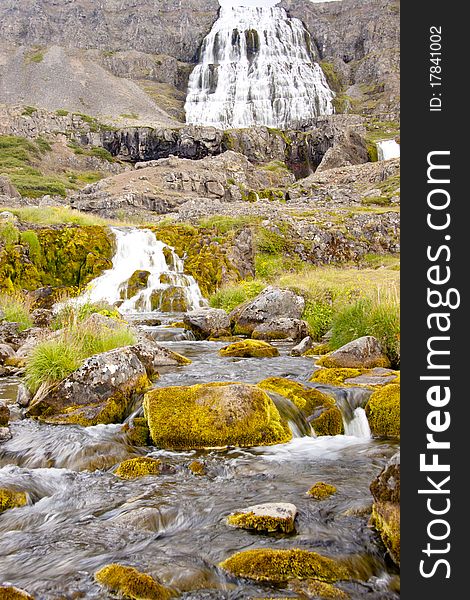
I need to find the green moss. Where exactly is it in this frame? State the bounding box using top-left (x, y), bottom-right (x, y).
top-left (0, 587), bottom-right (34, 600)
top-left (220, 548), bottom-right (351, 583)
top-left (267, 128), bottom-right (292, 145)
top-left (0, 489), bottom-right (28, 513)
top-left (317, 354), bottom-right (391, 370)
top-left (219, 340), bottom-right (279, 358)
top-left (310, 368), bottom-right (364, 386)
top-left (304, 343), bottom-right (332, 356)
top-left (124, 417), bottom-right (151, 446)
top-left (227, 511), bottom-right (296, 534)
top-left (55, 109), bottom-right (69, 117)
top-left (189, 460), bottom-right (206, 476)
top-left (258, 378), bottom-right (335, 416)
top-left (320, 62), bottom-right (343, 93)
top-left (95, 564), bottom-right (173, 600)
top-left (115, 457), bottom-right (162, 479)
top-left (371, 501), bottom-right (400, 566)
top-left (307, 482), bottom-right (337, 500)
top-left (21, 106), bottom-right (38, 116)
top-left (143, 382), bottom-right (292, 450)
top-left (290, 580), bottom-right (349, 599)
top-left (365, 384), bottom-right (400, 438)
top-left (311, 407), bottom-right (344, 436)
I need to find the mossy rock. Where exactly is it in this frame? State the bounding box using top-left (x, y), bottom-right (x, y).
top-left (258, 378), bottom-right (343, 436)
top-left (143, 382), bottom-right (292, 450)
top-left (219, 340), bottom-right (279, 358)
top-left (125, 270), bottom-right (150, 298)
top-left (365, 384), bottom-right (400, 438)
top-left (289, 579), bottom-right (349, 599)
top-left (219, 548), bottom-right (351, 583)
top-left (124, 417), bottom-right (151, 446)
top-left (115, 457), bottom-right (162, 479)
top-left (307, 482), bottom-right (337, 500)
top-left (310, 368), bottom-right (364, 387)
top-left (0, 587), bottom-right (34, 600)
top-left (189, 460), bottom-right (206, 476)
top-left (0, 488), bottom-right (28, 513)
top-left (227, 502), bottom-right (297, 534)
top-left (95, 564), bottom-right (173, 600)
top-left (370, 501), bottom-right (400, 566)
top-left (304, 343), bottom-right (331, 356)
top-left (151, 287), bottom-right (189, 312)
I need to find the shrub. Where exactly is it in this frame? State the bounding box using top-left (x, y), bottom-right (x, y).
top-left (0, 222), bottom-right (20, 247)
top-left (89, 147), bottom-right (114, 162)
top-left (0, 293), bottom-right (34, 330)
top-left (303, 300), bottom-right (333, 341)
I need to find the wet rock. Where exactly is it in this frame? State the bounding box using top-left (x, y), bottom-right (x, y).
top-left (125, 269), bottom-right (151, 298)
top-left (318, 336), bottom-right (390, 369)
top-left (0, 322), bottom-right (27, 350)
top-left (230, 286), bottom-right (305, 336)
top-left (344, 367), bottom-right (398, 387)
top-left (31, 308), bottom-right (53, 328)
top-left (0, 426), bottom-right (12, 442)
top-left (115, 456), bottom-right (162, 479)
top-left (0, 342), bottom-right (15, 364)
top-left (183, 308), bottom-right (231, 339)
top-left (189, 460), bottom-right (206, 476)
top-left (150, 286), bottom-right (189, 312)
top-left (227, 502), bottom-right (297, 533)
top-left (111, 507), bottom-right (165, 532)
top-left (291, 336), bottom-right (313, 356)
top-left (252, 318), bottom-right (309, 342)
top-left (219, 339), bottom-right (279, 358)
top-left (370, 452), bottom-right (400, 566)
top-left (15, 328), bottom-right (46, 359)
top-left (95, 563), bottom-right (173, 600)
top-left (307, 482), bottom-right (337, 500)
top-left (0, 586), bottom-right (34, 600)
top-left (130, 341), bottom-right (191, 378)
top-left (144, 382), bottom-right (292, 449)
top-left (16, 383), bottom-right (32, 408)
top-left (288, 579), bottom-right (349, 600)
top-left (27, 347), bottom-right (151, 426)
top-left (0, 402), bottom-right (10, 426)
top-left (365, 384), bottom-right (400, 438)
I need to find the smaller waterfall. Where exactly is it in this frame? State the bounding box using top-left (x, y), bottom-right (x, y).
top-left (343, 407), bottom-right (371, 439)
top-left (377, 139), bottom-right (400, 161)
top-left (82, 228), bottom-right (206, 313)
top-left (268, 392), bottom-right (314, 438)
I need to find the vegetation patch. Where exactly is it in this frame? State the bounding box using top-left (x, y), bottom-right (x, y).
top-left (365, 383), bottom-right (400, 438)
top-left (0, 293), bottom-right (34, 330)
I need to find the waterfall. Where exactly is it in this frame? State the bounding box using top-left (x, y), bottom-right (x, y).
top-left (81, 228), bottom-right (206, 313)
top-left (268, 392), bottom-right (314, 438)
top-left (377, 139), bottom-right (400, 161)
top-left (343, 407), bottom-right (371, 439)
top-left (185, 0), bottom-right (335, 130)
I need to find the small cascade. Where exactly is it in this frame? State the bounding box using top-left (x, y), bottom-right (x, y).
top-left (343, 407), bottom-right (371, 438)
top-left (80, 228), bottom-right (206, 313)
top-left (377, 139), bottom-right (400, 161)
top-left (268, 391), bottom-right (314, 438)
top-left (185, 0), bottom-right (335, 129)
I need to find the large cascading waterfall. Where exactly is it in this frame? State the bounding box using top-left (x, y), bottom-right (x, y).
top-left (81, 228), bottom-right (206, 313)
top-left (377, 139), bottom-right (401, 161)
top-left (185, 0), bottom-right (335, 129)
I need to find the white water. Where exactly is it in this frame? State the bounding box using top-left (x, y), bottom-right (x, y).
top-left (80, 228), bottom-right (205, 313)
top-left (377, 139), bottom-right (400, 161)
top-left (344, 407), bottom-right (371, 439)
top-left (185, 2), bottom-right (335, 129)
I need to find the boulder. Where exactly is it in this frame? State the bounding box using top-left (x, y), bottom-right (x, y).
top-left (219, 339), bottom-right (279, 358)
top-left (252, 318), bottom-right (309, 342)
top-left (114, 457), bottom-right (162, 479)
top-left (27, 347), bottom-right (151, 426)
top-left (291, 336), bottom-right (313, 356)
top-left (130, 341), bottom-right (191, 377)
top-left (125, 269), bottom-right (150, 298)
top-left (143, 382), bottom-right (292, 449)
top-left (227, 502), bottom-right (297, 533)
top-left (15, 329), bottom-right (47, 359)
top-left (318, 336), bottom-right (390, 369)
top-left (183, 308), bottom-right (231, 339)
top-left (16, 383), bottom-right (32, 408)
top-left (307, 482), bottom-right (337, 500)
top-left (95, 564), bottom-right (172, 600)
top-left (344, 367), bottom-right (399, 387)
top-left (230, 286), bottom-right (305, 336)
top-left (370, 452), bottom-right (400, 566)
top-left (0, 322), bottom-right (27, 350)
top-left (0, 427), bottom-right (12, 441)
top-left (365, 384), bottom-right (400, 438)
top-left (0, 402), bottom-right (10, 427)
top-left (31, 308), bottom-right (54, 328)
top-left (150, 286), bottom-right (189, 312)
top-left (0, 343), bottom-right (15, 364)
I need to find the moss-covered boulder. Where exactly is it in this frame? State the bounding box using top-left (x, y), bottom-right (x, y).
top-left (258, 378), bottom-right (344, 436)
top-left (143, 382), bottom-right (292, 449)
top-left (0, 488), bottom-right (27, 513)
top-left (183, 308), bottom-right (231, 340)
top-left (0, 587), bottom-right (34, 600)
top-left (151, 286), bottom-right (189, 312)
top-left (227, 502), bottom-right (297, 534)
top-left (27, 347), bottom-right (151, 426)
top-left (307, 482), bottom-right (337, 500)
top-left (219, 339), bottom-right (279, 358)
top-left (289, 579), bottom-right (349, 599)
top-left (310, 368), bottom-right (364, 386)
top-left (189, 460), bottom-right (206, 476)
top-left (124, 417), bottom-right (151, 446)
top-left (95, 564), bottom-right (173, 600)
top-left (115, 457), bottom-right (162, 479)
top-left (370, 452), bottom-right (400, 566)
top-left (365, 384), bottom-right (400, 438)
top-left (219, 548), bottom-right (351, 583)
top-left (318, 337), bottom-right (390, 369)
top-left (125, 270), bottom-right (150, 299)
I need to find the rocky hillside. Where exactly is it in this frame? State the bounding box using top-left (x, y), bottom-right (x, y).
top-left (0, 0), bottom-right (400, 121)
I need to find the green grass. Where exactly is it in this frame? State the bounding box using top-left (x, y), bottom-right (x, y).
top-left (89, 147), bottom-right (115, 162)
top-left (0, 221), bottom-right (20, 247)
top-left (20, 230), bottom-right (41, 264)
top-left (209, 280), bottom-right (265, 313)
top-left (3, 206), bottom-right (110, 226)
top-left (25, 319), bottom-right (136, 393)
top-left (0, 293), bottom-right (34, 330)
top-left (55, 109), bottom-right (69, 117)
top-left (52, 299), bottom-right (122, 330)
top-left (198, 215), bottom-right (261, 234)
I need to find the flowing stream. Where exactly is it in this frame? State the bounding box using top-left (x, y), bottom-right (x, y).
top-left (1, 315), bottom-right (399, 599)
top-left (376, 140), bottom-right (401, 161)
top-left (185, 0), bottom-right (335, 129)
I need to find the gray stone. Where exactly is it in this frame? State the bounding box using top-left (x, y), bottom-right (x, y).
top-left (16, 383), bottom-right (32, 408)
top-left (321, 336), bottom-right (390, 369)
top-left (183, 308), bottom-right (231, 340)
top-left (252, 318), bottom-right (309, 342)
top-left (227, 502), bottom-right (298, 533)
top-left (0, 402), bottom-right (10, 427)
top-left (291, 336), bottom-right (313, 356)
top-left (31, 308), bottom-right (53, 328)
top-left (0, 343), bottom-right (15, 365)
top-left (130, 341), bottom-right (190, 377)
top-left (0, 427), bottom-right (12, 442)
